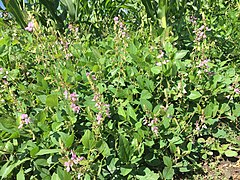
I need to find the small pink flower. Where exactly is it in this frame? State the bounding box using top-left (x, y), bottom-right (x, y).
top-left (157, 50), bottom-right (164, 59)
top-left (25, 118), bottom-right (30, 124)
top-left (21, 114), bottom-right (28, 120)
top-left (114, 16), bottom-right (119, 23)
top-left (71, 150), bottom-right (77, 160)
top-left (71, 103), bottom-right (80, 113)
top-left (25, 22), bottom-right (34, 32)
top-left (92, 75), bottom-right (96, 80)
top-left (234, 88), bottom-right (240, 94)
top-left (70, 92), bottom-right (78, 102)
top-left (86, 72), bottom-right (90, 76)
top-left (64, 90), bottom-right (68, 99)
top-left (151, 126), bottom-right (159, 135)
top-left (96, 113), bottom-right (103, 124)
top-left (64, 161), bottom-right (73, 172)
top-left (18, 123), bottom-right (23, 129)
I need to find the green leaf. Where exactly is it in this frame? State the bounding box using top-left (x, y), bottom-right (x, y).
top-left (174, 50), bottom-right (188, 60)
top-left (96, 140), bottom-right (110, 157)
top-left (51, 173), bottom-right (60, 180)
top-left (36, 149), bottom-right (61, 156)
top-left (140, 89), bottom-right (152, 99)
top-left (127, 104), bottom-right (137, 121)
top-left (60, 0), bottom-right (76, 19)
top-left (163, 156), bottom-right (172, 167)
top-left (118, 106), bottom-right (126, 118)
top-left (59, 132), bottom-right (74, 148)
top-left (162, 117), bottom-right (170, 128)
top-left (225, 150), bottom-right (238, 157)
top-left (136, 167), bottom-right (159, 180)
top-left (0, 158), bottom-right (30, 179)
top-left (151, 66), bottom-right (161, 74)
top-left (81, 130), bottom-right (96, 150)
top-left (46, 94), bottom-right (58, 107)
top-left (118, 135), bottom-right (131, 163)
top-left (120, 166), bottom-right (133, 176)
top-left (17, 167), bottom-right (25, 180)
top-left (140, 99), bottom-right (153, 112)
top-left (188, 91), bottom-right (202, 100)
top-left (162, 166), bottom-right (174, 179)
top-left (5, 0), bottom-right (26, 28)
top-left (213, 129), bottom-right (226, 139)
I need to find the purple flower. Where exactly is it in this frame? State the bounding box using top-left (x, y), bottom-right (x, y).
top-left (25, 118), bottom-right (30, 124)
top-left (19, 114), bottom-right (31, 128)
top-left (92, 93), bottom-right (100, 102)
top-left (65, 53), bottom-right (72, 60)
top-left (25, 22), bottom-right (34, 32)
top-left (64, 90), bottom-right (68, 99)
top-left (151, 126), bottom-right (159, 135)
top-left (234, 88), bottom-right (240, 94)
top-left (71, 103), bottom-right (80, 113)
top-left (114, 16), bottom-right (119, 23)
top-left (21, 114), bottom-right (28, 120)
top-left (157, 50), bottom-right (164, 59)
top-left (64, 161), bottom-right (73, 172)
top-left (96, 113), bottom-right (103, 124)
top-left (70, 92), bottom-right (78, 102)
top-left (86, 72), bottom-right (90, 77)
top-left (91, 75), bottom-right (97, 80)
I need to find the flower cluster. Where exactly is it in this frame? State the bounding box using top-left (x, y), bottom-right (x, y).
top-left (18, 114), bottom-right (30, 129)
top-left (64, 150), bottom-right (84, 172)
top-left (25, 22), bottom-right (34, 32)
top-left (114, 16), bottom-right (127, 38)
top-left (64, 91), bottom-right (80, 113)
top-left (193, 25), bottom-right (211, 42)
top-left (86, 72), bottom-right (97, 81)
top-left (157, 50), bottom-right (164, 59)
top-left (143, 117), bottom-right (159, 135)
top-left (189, 16), bottom-right (197, 25)
top-left (197, 58), bottom-right (210, 68)
top-left (92, 93), bottom-right (111, 124)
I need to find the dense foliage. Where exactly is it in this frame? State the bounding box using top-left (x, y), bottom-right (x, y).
top-left (0, 0), bottom-right (239, 179)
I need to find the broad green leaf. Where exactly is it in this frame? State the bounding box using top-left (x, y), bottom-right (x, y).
top-left (51, 173), bottom-right (60, 180)
top-left (188, 91), bottom-right (202, 100)
top-left (59, 132), bottom-right (74, 148)
top-left (118, 106), bottom-right (126, 118)
top-left (4, 0), bottom-right (26, 28)
top-left (120, 166), bottom-right (132, 176)
top-left (118, 135), bottom-right (131, 163)
top-left (0, 158), bottom-right (30, 179)
top-left (151, 66), bottom-right (161, 74)
top-left (81, 130), bottom-right (96, 150)
top-left (225, 150), bottom-right (238, 157)
top-left (36, 149), bottom-right (61, 156)
top-left (163, 156), bottom-right (172, 167)
top-left (174, 50), bottom-right (189, 60)
top-left (57, 167), bottom-right (71, 180)
top-left (140, 99), bottom-right (153, 112)
top-left (136, 167), bottom-right (159, 180)
top-left (17, 167), bottom-right (25, 180)
top-left (140, 89), bottom-right (152, 99)
top-left (46, 94), bottom-right (58, 107)
top-left (96, 140), bottom-right (110, 157)
top-left (162, 117), bottom-right (170, 128)
top-left (213, 129), bottom-right (226, 139)
top-left (162, 166), bottom-right (174, 179)
top-left (60, 0), bottom-right (76, 19)
top-left (127, 104), bottom-right (137, 121)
